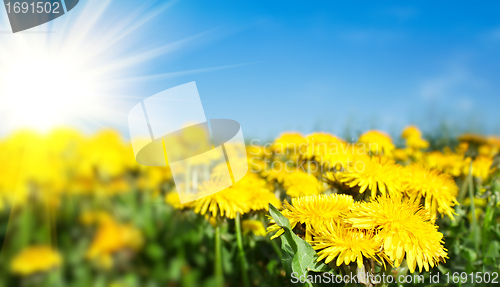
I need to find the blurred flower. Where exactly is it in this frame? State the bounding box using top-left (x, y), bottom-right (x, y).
top-left (424, 150), bottom-right (464, 177)
top-left (402, 126), bottom-right (429, 150)
top-left (302, 132), bottom-right (345, 160)
top-left (463, 155), bottom-right (494, 180)
top-left (262, 166), bottom-right (291, 184)
top-left (283, 171), bottom-right (322, 198)
top-left (86, 216), bottom-right (143, 269)
top-left (11, 246), bottom-right (62, 276)
top-left (468, 208), bottom-right (482, 222)
top-left (459, 133), bottom-right (489, 146)
top-left (165, 191), bottom-right (188, 209)
top-left (80, 210), bottom-right (113, 225)
top-left (401, 126), bottom-right (423, 139)
top-left (401, 164), bottom-right (458, 219)
top-left (463, 197), bottom-right (487, 208)
top-left (272, 132), bottom-right (306, 154)
top-left (393, 148), bottom-right (409, 162)
top-left (242, 219), bottom-right (266, 236)
top-left (358, 130), bottom-right (395, 156)
top-left (347, 196), bottom-right (448, 273)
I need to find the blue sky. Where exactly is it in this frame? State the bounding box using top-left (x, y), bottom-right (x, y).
top-left (123, 0), bottom-right (500, 140)
top-left (3, 0), bottom-right (500, 139)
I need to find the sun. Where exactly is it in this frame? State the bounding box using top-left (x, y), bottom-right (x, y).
top-left (0, 50), bottom-right (103, 132)
top-left (0, 0), bottom-right (221, 134)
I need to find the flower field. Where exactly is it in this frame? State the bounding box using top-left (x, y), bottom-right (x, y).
top-left (0, 127), bottom-right (499, 286)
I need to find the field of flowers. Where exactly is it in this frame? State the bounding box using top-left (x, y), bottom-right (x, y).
top-left (0, 126), bottom-right (499, 286)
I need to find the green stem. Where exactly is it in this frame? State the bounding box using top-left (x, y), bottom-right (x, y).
top-left (215, 223), bottom-right (223, 287)
top-left (235, 213), bottom-right (251, 287)
top-left (468, 165), bottom-right (480, 251)
top-left (458, 175), bottom-right (469, 203)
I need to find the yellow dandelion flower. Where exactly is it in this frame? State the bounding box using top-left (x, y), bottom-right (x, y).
top-left (310, 222), bottom-right (383, 268)
top-left (272, 132), bottom-right (307, 154)
top-left (242, 219), bottom-right (267, 236)
top-left (401, 126), bottom-right (423, 139)
top-left (238, 172), bottom-right (281, 211)
top-left (487, 136), bottom-right (500, 150)
top-left (463, 197), bottom-right (487, 208)
top-left (337, 156), bottom-right (403, 199)
top-left (248, 187), bottom-right (282, 211)
top-left (347, 196), bottom-right (448, 273)
top-left (401, 164), bottom-right (458, 219)
top-left (192, 173), bottom-right (279, 218)
top-left (165, 191), bottom-right (189, 209)
top-left (478, 144), bottom-right (499, 157)
top-left (406, 136), bottom-right (429, 150)
top-left (463, 155), bottom-right (494, 180)
top-left (268, 194), bottom-right (354, 241)
top-left (424, 150), bottom-right (464, 177)
top-left (358, 130), bottom-right (395, 156)
top-left (459, 133), bottom-right (489, 146)
top-left (11, 246), bottom-right (62, 276)
top-left (393, 148), bottom-right (410, 162)
top-left (456, 142), bottom-right (469, 154)
top-left (87, 218), bottom-right (143, 268)
top-left (246, 145), bottom-right (269, 158)
top-left (283, 171), bottom-right (323, 198)
top-left (192, 185), bottom-right (249, 219)
top-left (262, 165), bottom-right (292, 183)
top-left (80, 210), bottom-right (113, 226)
top-left (303, 132), bottom-right (345, 160)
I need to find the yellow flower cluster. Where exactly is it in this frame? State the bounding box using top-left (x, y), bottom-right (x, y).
top-left (0, 129), bottom-right (172, 211)
top-left (168, 172), bottom-right (281, 219)
top-left (262, 125), bottom-right (500, 275)
top-left (268, 194), bottom-right (447, 273)
top-left (257, 126), bottom-right (499, 221)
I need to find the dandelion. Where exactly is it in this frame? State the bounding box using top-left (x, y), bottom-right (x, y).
top-left (303, 132), bottom-right (345, 160)
top-left (283, 171), bottom-right (323, 198)
top-left (238, 173), bottom-right (281, 211)
top-left (242, 219), bottom-right (267, 236)
top-left (192, 173), bottom-right (279, 219)
top-left (165, 191), bottom-right (189, 209)
top-left (337, 156), bottom-right (403, 199)
top-left (268, 194), bottom-right (354, 241)
top-left (402, 126), bottom-right (429, 150)
top-left (262, 165), bottom-right (292, 183)
top-left (310, 222), bottom-right (384, 268)
top-left (401, 164), bottom-right (458, 219)
top-left (459, 133), bottom-right (489, 146)
top-left (11, 246), bottom-right (62, 276)
top-left (86, 216), bottom-right (143, 269)
top-left (347, 196), bottom-right (448, 273)
top-left (272, 132), bottom-right (306, 154)
top-left (463, 155), bottom-right (494, 180)
top-left (358, 130), bottom-right (395, 156)
top-left (424, 150), bottom-right (464, 177)
top-left (192, 181), bottom-right (250, 219)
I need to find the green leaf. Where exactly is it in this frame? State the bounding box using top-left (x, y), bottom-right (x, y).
top-left (268, 204), bottom-right (332, 283)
